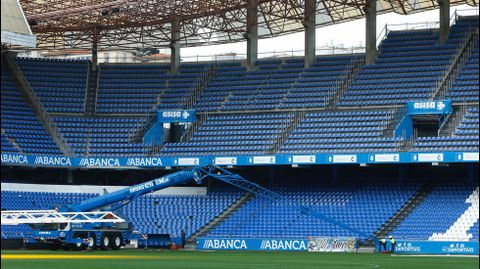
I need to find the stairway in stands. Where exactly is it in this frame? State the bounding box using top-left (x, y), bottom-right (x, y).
top-left (84, 63), bottom-right (99, 116)
top-left (187, 192), bottom-right (254, 244)
top-left (438, 105), bottom-right (469, 136)
top-left (3, 53), bottom-right (74, 156)
top-left (375, 181), bottom-right (435, 239)
top-left (432, 29), bottom-right (479, 100)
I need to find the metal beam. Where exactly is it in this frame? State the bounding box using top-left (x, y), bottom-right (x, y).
top-left (170, 19), bottom-right (181, 74)
top-left (365, 0), bottom-right (377, 65)
top-left (439, 0), bottom-right (450, 45)
top-left (1, 210), bottom-right (125, 225)
top-left (247, 0), bottom-right (258, 71)
top-left (304, 0), bottom-right (316, 68)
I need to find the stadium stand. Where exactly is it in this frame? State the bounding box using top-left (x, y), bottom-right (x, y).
top-left (16, 58), bottom-right (89, 114)
top-left (208, 180), bottom-right (420, 239)
top-left (52, 116), bottom-right (145, 156)
top-left (161, 113), bottom-right (293, 156)
top-left (0, 188), bottom-right (243, 239)
top-left (392, 182), bottom-right (479, 241)
top-left (447, 42), bottom-right (479, 102)
top-left (413, 106), bottom-right (479, 152)
top-left (122, 187), bottom-right (243, 237)
top-left (339, 16), bottom-right (479, 107)
top-left (96, 63), bottom-right (209, 114)
top-left (468, 220), bottom-right (479, 241)
top-left (0, 15), bottom-right (477, 157)
top-left (194, 55), bottom-right (359, 111)
top-left (279, 109), bottom-right (402, 154)
top-left (1, 68), bottom-right (62, 155)
top-left (445, 15), bottom-right (479, 103)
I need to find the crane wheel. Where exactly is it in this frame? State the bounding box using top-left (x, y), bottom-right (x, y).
top-left (111, 233), bottom-right (122, 250)
top-left (100, 234), bottom-right (110, 250)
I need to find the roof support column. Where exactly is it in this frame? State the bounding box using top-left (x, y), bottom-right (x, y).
top-left (304, 0), bottom-right (316, 68)
top-left (246, 0), bottom-right (258, 71)
top-left (91, 28), bottom-right (99, 71)
top-left (439, 0), bottom-right (450, 45)
top-left (170, 19), bottom-right (181, 74)
top-left (365, 0), bottom-right (377, 65)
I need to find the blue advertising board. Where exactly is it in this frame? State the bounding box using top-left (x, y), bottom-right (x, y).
top-left (389, 240), bottom-right (479, 255)
top-left (156, 110), bottom-right (196, 123)
top-left (407, 100), bottom-right (452, 115)
top-left (196, 238), bottom-right (308, 251)
top-left (0, 151), bottom-right (478, 169)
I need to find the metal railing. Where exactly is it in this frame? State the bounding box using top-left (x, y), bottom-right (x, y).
top-left (431, 28), bottom-right (478, 100)
top-left (182, 65), bottom-right (216, 109)
top-left (5, 56), bottom-right (75, 156)
top-left (83, 62), bottom-right (91, 114)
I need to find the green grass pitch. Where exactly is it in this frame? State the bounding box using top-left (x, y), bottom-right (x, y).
top-left (1, 249), bottom-right (479, 269)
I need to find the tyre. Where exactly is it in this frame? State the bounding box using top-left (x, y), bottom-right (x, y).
top-left (73, 237), bottom-right (86, 251)
top-left (87, 235), bottom-right (96, 250)
top-left (100, 234), bottom-right (110, 250)
top-left (111, 234), bottom-right (122, 250)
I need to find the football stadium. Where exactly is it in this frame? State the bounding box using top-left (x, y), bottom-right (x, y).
top-left (1, 0), bottom-right (479, 268)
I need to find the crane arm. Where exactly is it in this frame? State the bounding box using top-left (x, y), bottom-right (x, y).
top-left (63, 169), bottom-right (202, 212)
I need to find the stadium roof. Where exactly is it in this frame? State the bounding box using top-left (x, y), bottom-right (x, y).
top-left (19, 0), bottom-right (478, 50)
top-left (1, 0), bottom-right (36, 48)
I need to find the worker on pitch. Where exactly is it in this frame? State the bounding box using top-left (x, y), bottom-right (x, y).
top-left (389, 235), bottom-right (396, 253)
top-left (378, 238), bottom-right (387, 253)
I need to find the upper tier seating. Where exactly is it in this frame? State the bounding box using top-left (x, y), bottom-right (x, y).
top-left (194, 55), bottom-right (358, 111)
top-left (446, 15), bottom-right (479, 103)
top-left (161, 113), bottom-right (292, 156)
top-left (97, 63), bottom-right (208, 114)
top-left (53, 117), bottom-right (145, 156)
top-left (280, 110), bottom-right (402, 154)
top-left (16, 58), bottom-right (88, 114)
top-left (339, 16), bottom-right (479, 107)
top-left (1, 68), bottom-right (62, 155)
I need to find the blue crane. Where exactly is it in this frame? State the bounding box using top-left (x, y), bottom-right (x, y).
top-left (27, 165), bottom-right (376, 250)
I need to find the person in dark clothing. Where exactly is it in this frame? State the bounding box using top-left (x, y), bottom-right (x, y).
top-left (379, 238), bottom-right (387, 253)
top-left (181, 230), bottom-right (186, 248)
top-left (389, 236), bottom-right (396, 253)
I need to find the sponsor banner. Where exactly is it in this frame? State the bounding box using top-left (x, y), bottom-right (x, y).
top-left (214, 157), bottom-right (237, 165)
top-left (196, 238), bottom-right (308, 251)
top-left (307, 237), bottom-right (357, 253)
top-left (407, 100), bottom-right (452, 115)
top-left (251, 156), bottom-right (276, 164)
top-left (1, 152), bottom-right (478, 169)
top-left (291, 155), bottom-right (316, 164)
top-left (392, 241), bottom-right (479, 255)
top-left (126, 157), bottom-right (163, 167)
top-left (462, 152), bottom-right (479, 161)
top-left (1, 153), bottom-right (30, 165)
top-left (79, 158), bottom-right (121, 167)
top-left (176, 158), bottom-right (199, 166)
top-left (330, 155), bottom-right (357, 163)
top-left (415, 153), bottom-right (443, 162)
top-left (373, 154), bottom-right (400, 163)
top-left (157, 110), bottom-right (196, 123)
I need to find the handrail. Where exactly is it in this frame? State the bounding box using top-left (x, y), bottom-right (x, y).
top-left (83, 62), bottom-right (91, 114)
top-left (5, 56), bottom-right (75, 156)
top-left (431, 28), bottom-right (478, 100)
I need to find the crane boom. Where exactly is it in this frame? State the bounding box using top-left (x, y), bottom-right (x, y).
top-left (63, 169), bottom-right (202, 212)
